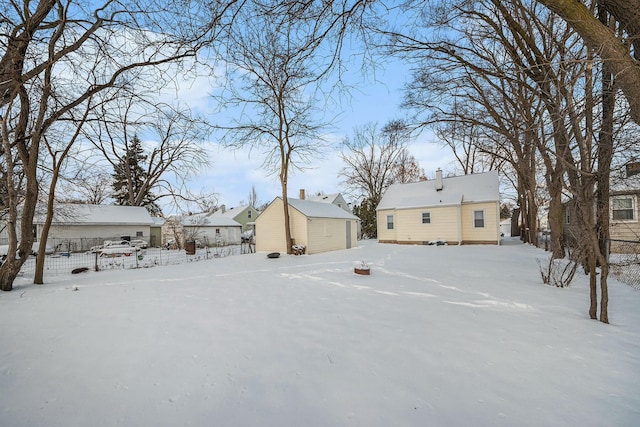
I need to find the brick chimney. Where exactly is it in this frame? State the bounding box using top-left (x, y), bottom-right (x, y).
top-left (299, 189), bottom-right (306, 200)
top-left (435, 169), bottom-right (443, 191)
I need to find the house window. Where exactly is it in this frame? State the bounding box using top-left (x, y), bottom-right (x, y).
top-left (248, 210), bottom-right (252, 219)
top-left (422, 212), bottom-right (431, 224)
top-left (216, 228), bottom-right (220, 234)
top-left (473, 210), bottom-right (485, 228)
top-left (387, 215), bottom-right (394, 230)
top-left (612, 196), bottom-right (636, 221)
top-left (136, 231), bottom-right (143, 237)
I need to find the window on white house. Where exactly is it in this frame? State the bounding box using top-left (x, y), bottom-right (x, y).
top-left (473, 210), bottom-right (485, 228)
top-left (422, 212), bottom-right (431, 224)
top-left (612, 196), bottom-right (636, 221)
top-left (136, 231), bottom-right (143, 237)
top-left (387, 215), bottom-right (394, 230)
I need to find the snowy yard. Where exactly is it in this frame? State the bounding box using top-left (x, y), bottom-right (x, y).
top-left (1, 239), bottom-right (638, 426)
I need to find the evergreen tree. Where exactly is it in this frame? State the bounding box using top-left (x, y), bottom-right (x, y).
top-left (112, 135), bottom-right (161, 215)
top-left (353, 198), bottom-right (378, 239)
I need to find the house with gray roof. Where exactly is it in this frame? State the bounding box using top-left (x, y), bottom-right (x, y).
top-left (33, 204), bottom-right (155, 252)
top-left (307, 192), bottom-right (351, 212)
top-left (377, 169), bottom-right (500, 245)
top-left (209, 205), bottom-right (259, 231)
top-left (163, 211), bottom-right (243, 247)
top-left (255, 195), bottom-right (359, 254)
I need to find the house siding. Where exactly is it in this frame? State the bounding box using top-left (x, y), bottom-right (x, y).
top-left (461, 202), bottom-right (500, 244)
top-left (184, 226), bottom-right (241, 245)
top-left (306, 218), bottom-right (356, 254)
top-left (256, 199), bottom-right (289, 253)
top-left (43, 224), bottom-right (150, 241)
top-left (256, 198), bottom-right (358, 254)
top-left (377, 209), bottom-right (397, 242)
top-left (395, 206), bottom-right (460, 244)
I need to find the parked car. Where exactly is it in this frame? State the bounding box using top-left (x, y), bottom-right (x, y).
top-left (98, 241), bottom-right (141, 257)
top-left (130, 239), bottom-right (148, 249)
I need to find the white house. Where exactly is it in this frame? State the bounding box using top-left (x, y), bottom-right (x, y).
top-left (33, 204), bottom-right (155, 252)
top-left (377, 170), bottom-right (500, 245)
top-left (162, 211), bottom-right (243, 247)
top-left (256, 196), bottom-right (359, 254)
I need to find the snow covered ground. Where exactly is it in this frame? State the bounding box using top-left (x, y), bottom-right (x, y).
top-left (1, 239), bottom-right (638, 426)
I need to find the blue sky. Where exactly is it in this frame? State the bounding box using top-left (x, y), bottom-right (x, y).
top-left (159, 57), bottom-right (456, 213)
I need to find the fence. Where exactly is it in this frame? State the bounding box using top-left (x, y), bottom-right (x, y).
top-left (607, 239), bottom-right (640, 290)
top-left (531, 232), bottom-right (640, 290)
top-left (14, 242), bottom-right (256, 280)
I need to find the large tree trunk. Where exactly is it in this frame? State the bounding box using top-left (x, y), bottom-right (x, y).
top-left (536, 0), bottom-right (640, 125)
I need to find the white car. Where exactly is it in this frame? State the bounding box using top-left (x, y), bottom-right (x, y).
top-left (130, 239), bottom-right (148, 249)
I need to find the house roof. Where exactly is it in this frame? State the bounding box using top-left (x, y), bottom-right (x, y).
top-left (611, 174), bottom-right (640, 194)
top-left (308, 193), bottom-right (342, 204)
top-left (35, 204), bottom-right (155, 226)
top-left (181, 212), bottom-right (241, 227)
top-left (209, 205), bottom-right (254, 219)
top-left (377, 170), bottom-right (499, 211)
top-left (285, 198), bottom-right (359, 220)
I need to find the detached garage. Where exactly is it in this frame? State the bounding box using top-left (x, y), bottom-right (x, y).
top-left (256, 197), bottom-right (359, 255)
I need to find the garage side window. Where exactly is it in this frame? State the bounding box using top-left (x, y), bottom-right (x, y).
top-left (473, 210), bottom-right (485, 228)
top-left (387, 215), bottom-right (394, 230)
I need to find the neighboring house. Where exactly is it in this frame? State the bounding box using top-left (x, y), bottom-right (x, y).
top-left (255, 196), bottom-right (359, 254)
top-left (377, 169), bottom-right (501, 245)
top-left (564, 163), bottom-right (640, 249)
top-left (307, 192), bottom-right (351, 212)
top-left (209, 205), bottom-right (259, 231)
top-left (33, 204), bottom-right (155, 252)
top-left (163, 211), bottom-right (243, 247)
top-left (150, 217), bottom-right (166, 248)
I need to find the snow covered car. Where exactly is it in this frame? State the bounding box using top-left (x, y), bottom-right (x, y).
top-left (129, 239), bottom-right (148, 249)
top-left (97, 241), bottom-right (141, 257)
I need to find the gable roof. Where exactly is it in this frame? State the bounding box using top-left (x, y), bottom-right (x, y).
top-left (308, 193), bottom-right (342, 204)
top-left (181, 212), bottom-right (241, 227)
top-left (209, 205), bottom-right (254, 219)
top-left (377, 170), bottom-right (499, 211)
top-left (285, 198), bottom-right (359, 220)
top-left (34, 204), bottom-right (155, 226)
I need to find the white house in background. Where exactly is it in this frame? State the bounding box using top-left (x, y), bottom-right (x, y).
top-left (33, 204), bottom-right (155, 252)
top-left (377, 169), bottom-right (500, 245)
top-left (307, 192), bottom-right (351, 212)
top-left (163, 212), bottom-right (242, 247)
top-left (256, 196), bottom-right (359, 254)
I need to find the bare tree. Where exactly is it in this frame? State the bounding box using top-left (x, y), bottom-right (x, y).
top-left (84, 94), bottom-right (211, 215)
top-left (534, 0), bottom-right (640, 124)
top-left (339, 121), bottom-right (410, 206)
top-left (218, 1), bottom-right (369, 254)
top-left (0, 0), bottom-right (238, 291)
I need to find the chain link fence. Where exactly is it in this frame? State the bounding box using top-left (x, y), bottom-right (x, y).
top-left (10, 242), bottom-right (256, 280)
top-left (607, 239), bottom-right (640, 290)
top-left (527, 233), bottom-right (640, 290)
